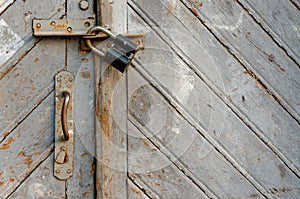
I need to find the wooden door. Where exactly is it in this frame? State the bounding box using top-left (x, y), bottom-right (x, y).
top-left (1, 0), bottom-right (300, 199)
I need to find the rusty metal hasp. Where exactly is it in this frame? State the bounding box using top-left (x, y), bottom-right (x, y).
top-left (54, 71), bottom-right (75, 180)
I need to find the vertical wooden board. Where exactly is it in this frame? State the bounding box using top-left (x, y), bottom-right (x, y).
top-left (65, 1), bottom-right (95, 197)
top-left (0, 39), bottom-right (65, 143)
top-left (0, 93), bottom-right (55, 198)
top-left (128, 0), bottom-right (300, 174)
top-left (95, 0), bottom-right (128, 198)
top-left (181, 0), bottom-right (300, 120)
top-left (8, 154), bottom-right (65, 199)
top-left (126, 68), bottom-right (263, 198)
top-left (238, 0), bottom-right (300, 63)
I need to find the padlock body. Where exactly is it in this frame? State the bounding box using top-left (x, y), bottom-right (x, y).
top-left (104, 48), bottom-right (130, 73)
top-left (113, 34), bottom-right (137, 56)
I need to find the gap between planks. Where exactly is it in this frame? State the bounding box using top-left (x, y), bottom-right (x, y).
top-left (128, 0), bottom-right (300, 179)
top-left (179, 0), bottom-right (300, 124)
top-left (5, 148), bottom-right (54, 199)
top-left (235, 0), bottom-right (300, 67)
top-left (128, 115), bottom-right (219, 199)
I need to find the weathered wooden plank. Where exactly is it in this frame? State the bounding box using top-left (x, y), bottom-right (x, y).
top-left (128, 0), bottom-right (300, 176)
top-left (0, 93), bottom-right (55, 198)
top-left (181, 0), bottom-right (300, 121)
top-left (95, 0), bottom-right (128, 198)
top-left (237, 0), bottom-right (300, 64)
top-left (126, 69), bottom-right (263, 198)
top-left (0, 39), bottom-right (65, 143)
top-left (128, 3), bottom-right (300, 197)
top-left (8, 153), bottom-right (65, 199)
top-left (0, 0), bottom-right (65, 75)
top-left (65, 1), bottom-right (95, 198)
top-left (127, 122), bottom-right (211, 199)
top-left (128, 178), bottom-right (150, 199)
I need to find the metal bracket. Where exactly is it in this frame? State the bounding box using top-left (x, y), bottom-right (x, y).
top-left (54, 71), bottom-right (75, 180)
top-left (33, 19), bottom-right (95, 36)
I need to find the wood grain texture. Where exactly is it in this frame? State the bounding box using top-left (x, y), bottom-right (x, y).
top-left (181, 0), bottom-right (300, 121)
top-left (8, 154), bottom-right (65, 199)
top-left (95, 0), bottom-right (128, 198)
top-left (128, 179), bottom-right (150, 199)
top-left (128, 0), bottom-right (300, 177)
top-left (128, 2), bottom-right (300, 197)
top-left (0, 93), bottom-right (55, 198)
top-left (237, 0), bottom-right (300, 64)
top-left (65, 1), bottom-right (95, 198)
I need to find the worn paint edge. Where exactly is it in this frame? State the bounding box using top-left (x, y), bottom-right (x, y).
top-left (128, 0), bottom-right (300, 179)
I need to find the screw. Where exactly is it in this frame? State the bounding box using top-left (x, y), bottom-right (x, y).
top-left (67, 169), bottom-right (71, 173)
top-left (136, 40), bottom-right (140, 45)
top-left (79, 0), bottom-right (89, 10)
top-left (67, 27), bottom-right (72, 32)
top-left (36, 23), bottom-right (41, 28)
top-left (50, 21), bottom-right (56, 26)
top-left (55, 169), bottom-right (60, 174)
top-left (69, 77), bottom-right (73, 82)
top-left (57, 78), bottom-right (61, 82)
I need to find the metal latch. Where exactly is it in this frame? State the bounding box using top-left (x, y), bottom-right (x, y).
top-left (54, 71), bottom-right (74, 180)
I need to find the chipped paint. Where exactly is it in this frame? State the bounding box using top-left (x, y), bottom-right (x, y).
top-left (0, 18), bottom-right (24, 66)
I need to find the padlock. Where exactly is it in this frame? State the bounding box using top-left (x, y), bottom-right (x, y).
top-left (85, 26), bottom-right (138, 73)
top-left (104, 48), bottom-right (131, 73)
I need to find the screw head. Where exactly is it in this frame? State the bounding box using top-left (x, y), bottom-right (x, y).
top-left (69, 77), bottom-right (73, 82)
top-left (50, 21), bottom-right (56, 26)
top-left (55, 169), bottom-right (60, 174)
top-left (67, 169), bottom-right (71, 174)
top-left (107, 43), bottom-right (111, 48)
top-left (57, 78), bottom-right (61, 82)
top-left (79, 0), bottom-right (89, 10)
top-left (136, 40), bottom-right (140, 45)
top-left (36, 23), bottom-right (41, 28)
top-left (67, 27), bottom-right (72, 32)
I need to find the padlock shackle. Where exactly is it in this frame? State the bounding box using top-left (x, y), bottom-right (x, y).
top-left (87, 26), bottom-right (117, 39)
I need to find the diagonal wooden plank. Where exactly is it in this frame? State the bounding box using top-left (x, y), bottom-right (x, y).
top-left (128, 0), bottom-right (300, 177)
top-left (180, 0), bottom-right (300, 121)
top-left (7, 153), bottom-right (65, 199)
top-left (127, 121), bottom-right (211, 199)
top-left (236, 0), bottom-right (300, 65)
top-left (0, 93), bottom-right (55, 198)
top-left (0, 39), bottom-right (65, 143)
top-left (128, 178), bottom-right (150, 199)
top-left (127, 3), bottom-right (300, 197)
top-left (126, 67), bottom-right (263, 198)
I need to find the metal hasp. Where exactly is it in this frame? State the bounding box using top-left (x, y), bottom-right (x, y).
top-left (54, 71), bottom-right (75, 180)
top-left (33, 19), bottom-right (95, 36)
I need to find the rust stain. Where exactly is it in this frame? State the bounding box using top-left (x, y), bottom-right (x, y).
top-left (34, 57), bottom-right (39, 62)
top-left (18, 151), bottom-right (26, 157)
top-left (81, 152), bottom-right (88, 158)
top-left (91, 163), bottom-right (95, 175)
top-left (24, 156), bottom-right (33, 165)
top-left (154, 182), bottom-right (161, 186)
top-left (34, 151), bottom-right (41, 155)
top-left (34, 143), bottom-right (39, 146)
top-left (80, 70), bottom-right (92, 79)
top-left (101, 106), bottom-right (111, 138)
top-left (1, 137), bottom-right (14, 150)
top-left (278, 165), bottom-right (286, 178)
top-left (191, 7), bottom-right (199, 17)
top-left (9, 178), bottom-right (14, 183)
top-left (0, 181), bottom-right (4, 186)
top-left (199, 2), bottom-right (203, 7)
top-left (165, 2), bottom-right (175, 16)
top-left (81, 58), bottom-right (89, 62)
top-left (142, 140), bottom-right (150, 147)
top-left (83, 192), bottom-right (91, 197)
top-left (10, 166), bottom-right (14, 174)
top-left (0, 172), bottom-right (2, 176)
top-left (130, 188), bottom-right (142, 195)
top-left (2, 132), bottom-right (9, 138)
top-left (96, 178), bottom-right (101, 190)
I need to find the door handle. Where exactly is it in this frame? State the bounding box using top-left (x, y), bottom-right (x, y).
top-left (61, 91), bottom-right (70, 141)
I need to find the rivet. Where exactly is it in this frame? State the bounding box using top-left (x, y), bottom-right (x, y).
top-left (36, 23), bottom-right (41, 28)
top-left (55, 169), bottom-right (60, 174)
top-left (67, 169), bottom-right (71, 173)
top-left (67, 27), bottom-right (72, 32)
top-left (79, 0), bottom-right (89, 10)
top-left (136, 40), bottom-right (140, 45)
top-left (69, 77), bottom-right (73, 82)
top-left (50, 21), bottom-right (56, 26)
top-left (57, 78), bottom-right (61, 82)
